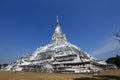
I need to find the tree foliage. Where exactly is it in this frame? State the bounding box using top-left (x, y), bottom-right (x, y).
top-left (115, 54), bottom-right (120, 68)
top-left (115, 31), bottom-right (120, 43)
top-left (106, 54), bottom-right (120, 69)
top-left (0, 64), bottom-right (8, 69)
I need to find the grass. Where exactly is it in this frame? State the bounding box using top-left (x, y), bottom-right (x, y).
top-left (0, 70), bottom-right (120, 80)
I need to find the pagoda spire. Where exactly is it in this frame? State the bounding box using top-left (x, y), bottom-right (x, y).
top-left (52, 16), bottom-right (67, 41)
top-left (56, 16), bottom-right (59, 23)
top-left (55, 16), bottom-right (62, 33)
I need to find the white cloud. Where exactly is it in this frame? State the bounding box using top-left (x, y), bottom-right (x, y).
top-left (90, 37), bottom-right (120, 57)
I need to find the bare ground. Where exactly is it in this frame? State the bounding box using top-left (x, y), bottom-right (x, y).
top-left (0, 70), bottom-right (120, 80)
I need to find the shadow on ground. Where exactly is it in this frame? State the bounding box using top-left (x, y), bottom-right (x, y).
top-left (73, 75), bottom-right (120, 80)
top-left (74, 77), bottom-right (99, 80)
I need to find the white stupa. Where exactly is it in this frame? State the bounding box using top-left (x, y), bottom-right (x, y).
top-left (2, 17), bottom-right (107, 73)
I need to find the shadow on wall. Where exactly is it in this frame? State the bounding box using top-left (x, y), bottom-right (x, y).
top-left (73, 75), bottom-right (120, 80)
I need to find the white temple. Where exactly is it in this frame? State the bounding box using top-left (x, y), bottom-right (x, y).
top-left (2, 17), bottom-right (107, 73)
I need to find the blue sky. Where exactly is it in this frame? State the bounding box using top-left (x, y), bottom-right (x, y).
top-left (0, 0), bottom-right (120, 64)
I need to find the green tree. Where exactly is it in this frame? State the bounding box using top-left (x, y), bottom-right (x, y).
top-left (0, 64), bottom-right (8, 69)
top-left (115, 54), bottom-right (120, 68)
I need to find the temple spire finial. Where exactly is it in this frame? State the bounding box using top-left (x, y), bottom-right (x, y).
top-left (55, 16), bottom-right (61, 33)
top-left (56, 16), bottom-right (59, 23)
top-left (52, 16), bottom-right (67, 41)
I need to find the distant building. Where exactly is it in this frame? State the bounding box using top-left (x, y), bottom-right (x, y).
top-left (2, 17), bottom-right (107, 73)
